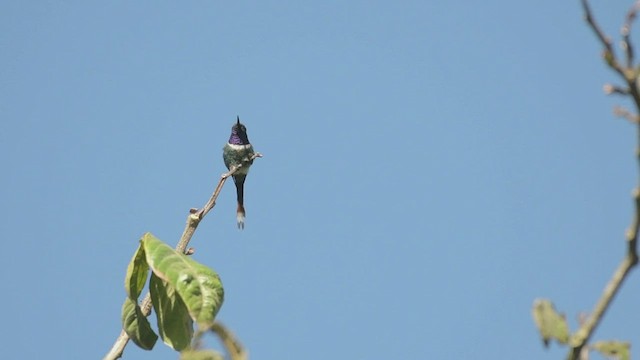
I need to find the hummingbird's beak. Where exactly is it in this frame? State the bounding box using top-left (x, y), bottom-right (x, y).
top-left (237, 116), bottom-right (240, 125)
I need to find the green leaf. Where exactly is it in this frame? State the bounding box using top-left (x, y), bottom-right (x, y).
top-left (121, 297), bottom-right (158, 350)
top-left (180, 349), bottom-right (224, 360)
top-left (142, 233), bottom-right (224, 329)
top-left (177, 259), bottom-right (224, 327)
top-left (531, 299), bottom-right (569, 347)
top-left (591, 340), bottom-right (630, 360)
top-left (121, 238), bottom-right (157, 350)
top-left (124, 240), bottom-right (149, 300)
top-left (150, 273), bottom-right (194, 351)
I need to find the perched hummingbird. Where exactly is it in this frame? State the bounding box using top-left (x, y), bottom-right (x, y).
top-left (223, 116), bottom-right (255, 229)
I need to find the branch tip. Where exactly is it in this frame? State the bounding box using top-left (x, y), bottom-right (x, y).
top-left (613, 106), bottom-right (640, 123)
top-left (603, 84), bottom-right (630, 95)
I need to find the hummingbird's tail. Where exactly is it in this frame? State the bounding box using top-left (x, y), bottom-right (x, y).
top-left (233, 174), bottom-right (247, 229)
top-left (236, 203), bottom-right (246, 229)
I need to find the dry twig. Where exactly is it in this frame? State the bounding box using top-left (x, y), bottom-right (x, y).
top-left (567, 2), bottom-right (640, 359)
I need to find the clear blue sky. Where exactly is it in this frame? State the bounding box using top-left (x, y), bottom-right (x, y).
top-left (1, 1), bottom-right (638, 359)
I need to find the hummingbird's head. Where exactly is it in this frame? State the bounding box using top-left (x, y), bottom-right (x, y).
top-left (229, 116), bottom-right (250, 145)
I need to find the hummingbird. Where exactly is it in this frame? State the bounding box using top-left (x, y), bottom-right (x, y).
top-left (223, 116), bottom-right (255, 229)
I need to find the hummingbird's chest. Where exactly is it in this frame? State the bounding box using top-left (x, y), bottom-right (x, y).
top-left (223, 143), bottom-right (255, 172)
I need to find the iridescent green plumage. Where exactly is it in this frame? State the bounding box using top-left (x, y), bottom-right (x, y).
top-left (222, 117), bottom-right (255, 229)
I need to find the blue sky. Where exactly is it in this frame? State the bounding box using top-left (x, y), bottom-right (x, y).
top-left (1, 1), bottom-right (638, 359)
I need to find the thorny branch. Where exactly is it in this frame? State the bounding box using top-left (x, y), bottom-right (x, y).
top-left (567, 2), bottom-right (640, 359)
top-left (103, 152), bottom-right (262, 360)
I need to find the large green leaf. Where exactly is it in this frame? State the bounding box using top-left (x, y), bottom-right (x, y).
top-left (142, 233), bottom-right (224, 329)
top-left (150, 273), bottom-right (194, 351)
top-left (531, 299), bottom-right (569, 347)
top-left (177, 259), bottom-right (224, 327)
top-left (591, 340), bottom-right (630, 360)
top-left (121, 297), bottom-right (158, 350)
top-left (124, 241), bottom-right (149, 300)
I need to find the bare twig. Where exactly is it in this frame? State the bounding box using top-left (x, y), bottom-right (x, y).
top-left (613, 105), bottom-right (640, 123)
top-left (622, 1), bottom-right (640, 68)
top-left (566, 2), bottom-right (640, 359)
top-left (603, 84), bottom-right (630, 95)
top-left (103, 152), bottom-right (262, 360)
top-left (177, 152), bottom-right (263, 253)
top-left (569, 255), bottom-right (636, 359)
top-left (581, 0), bottom-right (627, 77)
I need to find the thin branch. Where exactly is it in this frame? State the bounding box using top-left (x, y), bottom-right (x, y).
top-left (581, 0), bottom-right (627, 77)
top-left (622, 1), bottom-right (640, 68)
top-left (177, 152), bottom-right (263, 253)
top-left (613, 105), bottom-right (640, 123)
top-left (567, 2), bottom-right (640, 359)
top-left (626, 187), bottom-right (640, 259)
top-left (568, 255), bottom-right (636, 359)
top-left (103, 153), bottom-right (262, 360)
top-left (603, 84), bottom-right (630, 96)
